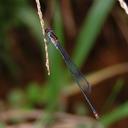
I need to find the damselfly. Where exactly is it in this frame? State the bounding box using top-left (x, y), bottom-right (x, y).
top-left (45, 28), bottom-right (99, 119)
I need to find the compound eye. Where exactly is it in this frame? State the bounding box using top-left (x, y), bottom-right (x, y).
top-left (50, 31), bottom-right (58, 41)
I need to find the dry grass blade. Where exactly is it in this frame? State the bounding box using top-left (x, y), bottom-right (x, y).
top-left (118, 0), bottom-right (128, 15)
top-left (64, 63), bottom-right (128, 96)
top-left (35, 0), bottom-right (50, 75)
top-left (112, 9), bottom-right (128, 44)
top-left (0, 110), bottom-right (103, 128)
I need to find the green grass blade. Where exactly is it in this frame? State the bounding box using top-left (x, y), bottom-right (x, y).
top-left (73, 0), bottom-right (115, 66)
top-left (101, 102), bottom-right (128, 127)
top-left (102, 79), bottom-right (124, 111)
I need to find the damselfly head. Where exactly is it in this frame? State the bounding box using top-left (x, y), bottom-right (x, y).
top-left (45, 28), bottom-right (58, 46)
top-left (45, 28), bottom-right (52, 34)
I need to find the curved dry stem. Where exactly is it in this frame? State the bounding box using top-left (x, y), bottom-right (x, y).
top-left (35, 0), bottom-right (50, 75)
top-left (118, 0), bottom-right (128, 15)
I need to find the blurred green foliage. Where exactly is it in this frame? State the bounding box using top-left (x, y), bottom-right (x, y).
top-left (0, 123), bottom-right (5, 128)
top-left (0, 0), bottom-right (31, 78)
top-left (74, 102), bottom-right (88, 116)
top-left (102, 79), bottom-right (124, 111)
top-left (8, 82), bottom-right (44, 108)
top-left (101, 102), bottom-right (128, 127)
top-left (1, 0), bottom-right (128, 127)
top-left (8, 89), bottom-right (25, 108)
top-left (0, 0), bottom-right (43, 78)
top-left (73, 0), bottom-right (115, 66)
